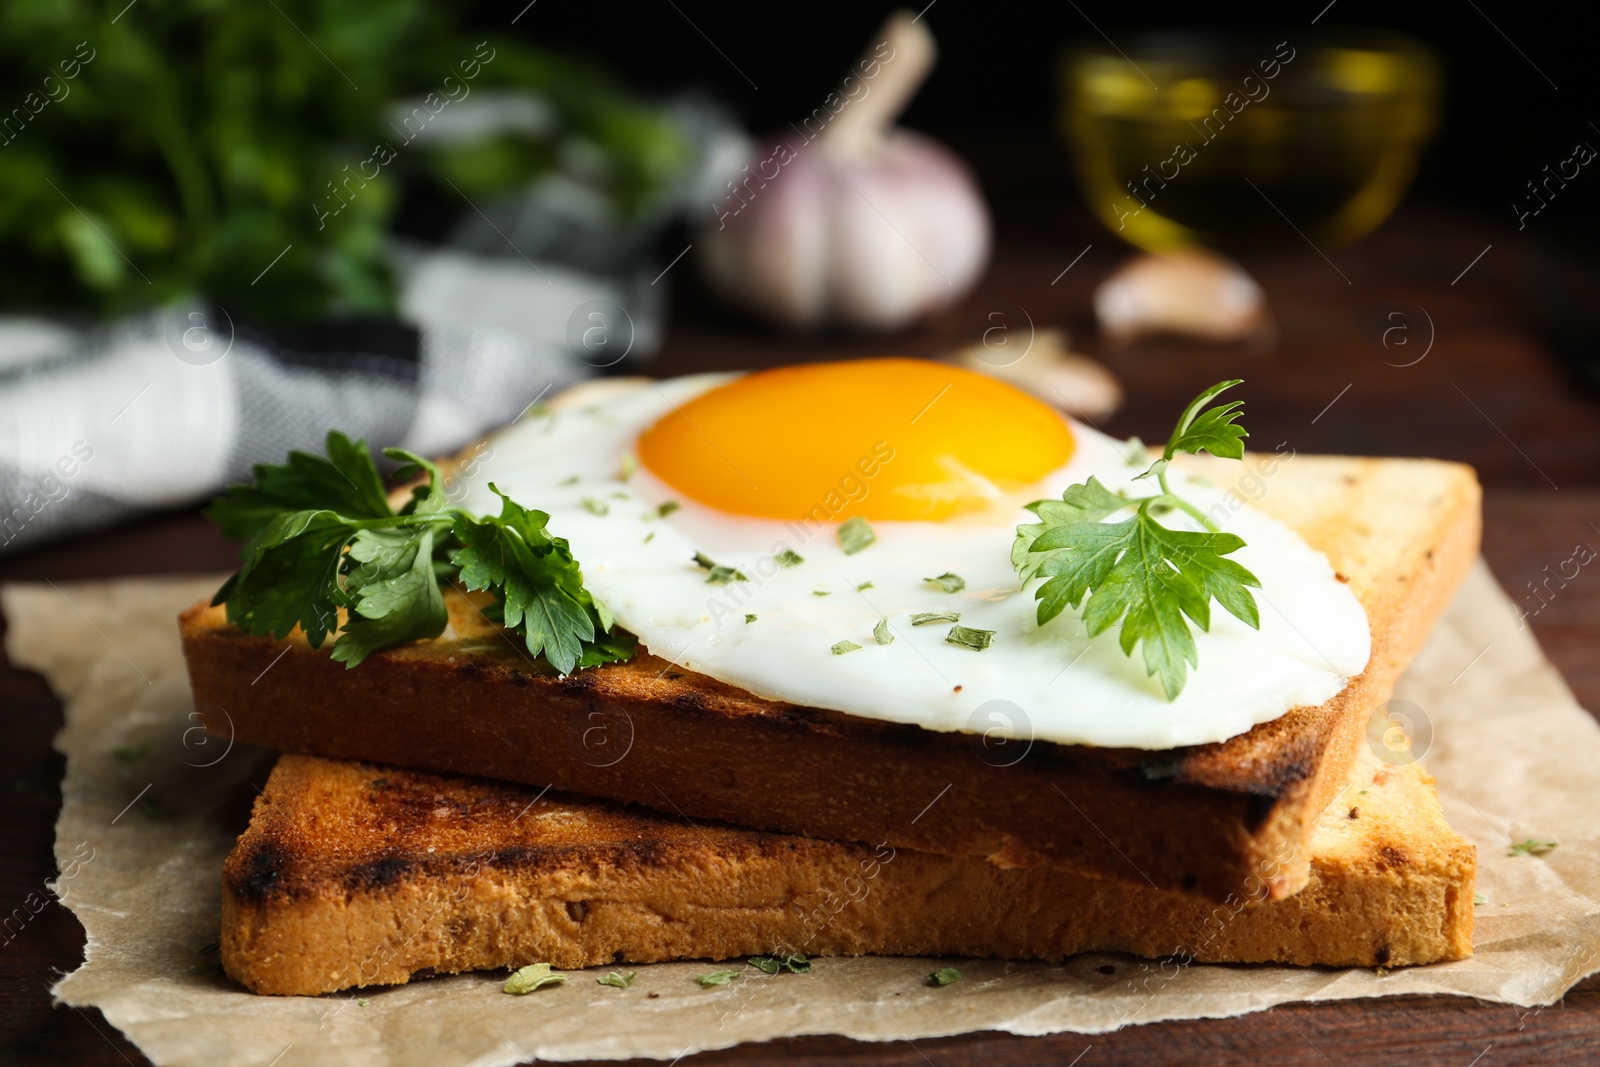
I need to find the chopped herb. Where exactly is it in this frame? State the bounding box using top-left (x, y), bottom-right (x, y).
top-left (923, 572), bottom-right (966, 593)
top-left (838, 516), bottom-right (876, 555)
top-left (874, 618), bottom-right (893, 645)
top-left (581, 497), bottom-right (609, 516)
top-left (609, 491), bottom-right (628, 500)
top-left (1507, 838), bottom-right (1558, 857)
top-left (598, 972), bottom-right (636, 989)
top-left (186, 960), bottom-right (222, 974)
top-left (657, 501), bottom-right (681, 518)
top-left (776, 548), bottom-right (804, 567)
top-left (928, 967), bottom-right (963, 987)
top-left (946, 625), bottom-right (995, 651)
top-left (749, 954), bottom-right (809, 974)
top-left (357, 998), bottom-right (370, 1007)
top-left (695, 969), bottom-right (741, 987)
top-left (694, 552), bottom-right (748, 584)
top-left (1014, 380), bottom-right (1260, 700)
top-left (911, 610), bottom-right (961, 626)
top-left (1473, 892), bottom-right (1488, 906)
top-left (504, 962), bottom-right (567, 994)
top-left (813, 586), bottom-right (831, 596)
top-left (559, 474), bottom-right (580, 486)
top-left (644, 532), bottom-right (655, 544)
top-left (619, 452), bottom-right (638, 481)
top-left (831, 640), bottom-right (862, 655)
top-left (112, 743), bottom-right (147, 761)
top-left (855, 580), bottom-right (873, 591)
top-left (1357, 789), bottom-right (1369, 795)
top-left (745, 613), bottom-right (757, 624)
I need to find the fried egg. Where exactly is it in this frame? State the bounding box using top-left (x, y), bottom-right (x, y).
top-left (455, 359), bottom-right (1370, 749)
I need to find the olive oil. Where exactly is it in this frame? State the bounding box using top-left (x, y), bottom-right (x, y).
top-left (1061, 34), bottom-right (1440, 254)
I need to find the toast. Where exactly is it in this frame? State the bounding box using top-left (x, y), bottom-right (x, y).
top-left (184, 444), bottom-right (1480, 903)
top-left (221, 747), bottom-right (1475, 996)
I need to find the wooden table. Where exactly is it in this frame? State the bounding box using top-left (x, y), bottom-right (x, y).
top-left (4, 140), bottom-right (1599, 1064)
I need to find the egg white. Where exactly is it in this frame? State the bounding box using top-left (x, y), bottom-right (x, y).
top-left (455, 374), bottom-right (1371, 750)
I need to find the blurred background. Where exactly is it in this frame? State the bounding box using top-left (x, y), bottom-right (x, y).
top-left (1, 0), bottom-right (1598, 558)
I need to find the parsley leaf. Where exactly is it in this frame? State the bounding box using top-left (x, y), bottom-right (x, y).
top-left (776, 548), bottom-right (804, 567)
top-left (453, 485), bottom-right (628, 675)
top-left (928, 967), bottom-right (963, 987)
top-left (330, 526), bottom-right (448, 668)
top-left (831, 640), bottom-right (862, 655)
top-left (205, 431), bottom-right (392, 542)
top-left (923, 572), bottom-right (965, 593)
top-left (216, 508), bottom-right (361, 647)
top-left (911, 610), bottom-right (960, 626)
top-left (1507, 838), bottom-right (1558, 857)
top-left (838, 516), bottom-right (876, 554)
top-left (693, 552), bottom-right (748, 584)
top-left (874, 618), bottom-right (893, 645)
top-left (945, 625), bottom-right (995, 651)
top-left (1162, 378), bottom-right (1248, 464)
top-left (504, 962), bottom-right (567, 994)
top-left (1029, 510), bottom-right (1258, 697)
top-left (695, 969), bottom-right (741, 987)
top-left (598, 971), bottom-right (636, 988)
top-left (749, 954), bottom-right (810, 974)
top-left (1014, 381), bottom-right (1261, 700)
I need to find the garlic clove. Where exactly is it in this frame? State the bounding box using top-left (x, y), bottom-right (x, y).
top-left (952, 329), bottom-right (1123, 420)
top-left (1095, 250), bottom-right (1267, 346)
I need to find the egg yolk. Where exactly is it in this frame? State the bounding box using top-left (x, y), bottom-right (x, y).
top-left (636, 358), bottom-right (1074, 522)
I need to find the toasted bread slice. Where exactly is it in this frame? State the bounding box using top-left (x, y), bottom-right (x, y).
top-left (221, 747), bottom-right (1474, 996)
top-left (184, 446), bottom-right (1479, 903)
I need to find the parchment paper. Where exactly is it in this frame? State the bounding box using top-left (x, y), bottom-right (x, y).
top-left (5, 561), bottom-right (1599, 1066)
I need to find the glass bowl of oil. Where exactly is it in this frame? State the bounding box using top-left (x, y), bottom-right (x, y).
top-left (1059, 31), bottom-right (1440, 254)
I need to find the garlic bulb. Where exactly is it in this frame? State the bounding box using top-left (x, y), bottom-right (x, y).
top-left (1095, 250), bottom-right (1269, 346)
top-left (699, 12), bottom-right (990, 332)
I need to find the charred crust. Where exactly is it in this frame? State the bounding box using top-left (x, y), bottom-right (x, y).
top-left (560, 671), bottom-right (597, 694)
top-left (672, 689), bottom-right (710, 713)
top-left (1245, 790), bottom-right (1281, 829)
top-left (1380, 846), bottom-right (1407, 868)
top-left (228, 843), bottom-right (289, 905)
top-left (347, 857), bottom-right (411, 891)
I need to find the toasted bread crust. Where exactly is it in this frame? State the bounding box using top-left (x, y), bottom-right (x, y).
top-left (221, 749), bottom-right (1474, 996)
top-left (185, 452), bottom-right (1480, 903)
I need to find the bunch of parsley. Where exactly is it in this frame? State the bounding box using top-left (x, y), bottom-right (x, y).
top-left (1014, 380), bottom-right (1261, 700)
top-left (0, 0), bottom-right (687, 320)
top-left (208, 431), bottom-right (633, 672)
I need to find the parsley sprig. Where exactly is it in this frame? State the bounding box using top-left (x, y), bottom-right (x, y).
top-left (1013, 381), bottom-right (1261, 700)
top-left (207, 431), bottom-right (634, 673)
